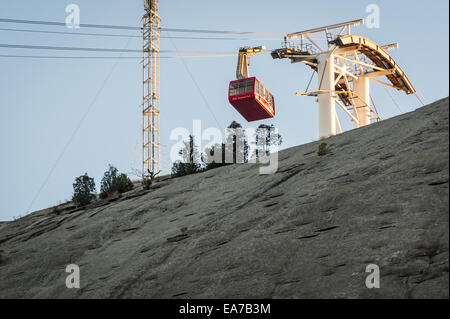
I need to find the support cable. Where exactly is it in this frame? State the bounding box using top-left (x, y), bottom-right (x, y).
top-left (0, 27), bottom-right (282, 41)
top-left (304, 70), bottom-right (315, 93)
top-left (414, 90), bottom-right (427, 106)
top-left (0, 43), bottom-right (237, 55)
top-left (167, 32), bottom-right (224, 132)
top-left (0, 18), bottom-right (284, 35)
top-left (370, 94), bottom-right (380, 122)
top-left (0, 54), bottom-right (238, 59)
top-left (24, 36), bottom-right (135, 214)
top-left (317, 59), bottom-right (328, 90)
top-left (382, 85), bottom-right (404, 113)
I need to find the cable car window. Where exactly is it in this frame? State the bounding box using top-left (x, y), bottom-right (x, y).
top-left (268, 95), bottom-right (274, 108)
top-left (230, 82), bottom-right (238, 96)
top-left (244, 79), bottom-right (254, 93)
top-left (236, 81), bottom-right (245, 95)
top-left (242, 80), bottom-right (248, 94)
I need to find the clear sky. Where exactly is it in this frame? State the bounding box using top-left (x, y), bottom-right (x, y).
top-left (0, 0), bottom-right (448, 221)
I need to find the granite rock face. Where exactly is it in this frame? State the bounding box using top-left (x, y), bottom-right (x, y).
top-left (0, 98), bottom-right (448, 299)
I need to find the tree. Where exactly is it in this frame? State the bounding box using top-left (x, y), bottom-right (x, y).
top-left (72, 173), bottom-right (96, 207)
top-left (171, 135), bottom-right (201, 177)
top-left (100, 165), bottom-right (134, 198)
top-left (226, 121), bottom-right (249, 164)
top-left (255, 124), bottom-right (283, 158)
top-left (202, 121), bottom-right (250, 171)
top-left (202, 142), bottom-right (228, 170)
top-left (114, 173), bottom-right (134, 193)
top-left (100, 165), bottom-right (118, 198)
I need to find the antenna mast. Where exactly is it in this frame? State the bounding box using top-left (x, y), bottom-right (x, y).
top-left (142, 0), bottom-right (160, 178)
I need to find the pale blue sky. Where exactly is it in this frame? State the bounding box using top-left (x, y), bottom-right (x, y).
top-left (0, 0), bottom-right (448, 221)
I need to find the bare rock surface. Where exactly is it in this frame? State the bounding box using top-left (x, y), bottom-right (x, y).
top-left (0, 97), bottom-right (448, 299)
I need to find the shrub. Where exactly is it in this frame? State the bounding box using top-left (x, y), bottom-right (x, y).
top-left (52, 206), bottom-right (62, 216)
top-left (100, 165), bottom-right (134, 198)
top-left (317, 142), bottom-right (330, 156)
top-left (0, 248), bottom-right (4, 264)
top-left (72, 173), bottom-right (96, 207)
top-left (142, 177), bottom-right (153, 190)
top-left (142, 170), bottom-right (160, 190)
top-left (171, 161), bottom-right (200, 177)
top-left (114, 173), bottom-right (134, 193)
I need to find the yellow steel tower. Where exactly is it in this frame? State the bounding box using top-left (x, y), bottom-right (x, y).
top-left (142, 0), bottom-right (160, 178)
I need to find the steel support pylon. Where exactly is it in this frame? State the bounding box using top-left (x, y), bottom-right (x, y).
top-left (317, 53), bottom-right (336, 139)
top-left (353, 76), bottom-right (371, 128)
top-left (142, 0), bottom-right (160, 178)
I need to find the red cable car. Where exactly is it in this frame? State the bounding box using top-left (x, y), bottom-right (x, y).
top-left (228, 77), bottom-right (275, 122)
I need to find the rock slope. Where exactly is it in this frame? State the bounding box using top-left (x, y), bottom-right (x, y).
top-left (0, 97), bottom-right (448, 299)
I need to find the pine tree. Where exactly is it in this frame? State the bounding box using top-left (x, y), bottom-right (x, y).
top-left (72, 173), bottom-right (96, 207)
top-left (171, 135), bottom-right (201, 177)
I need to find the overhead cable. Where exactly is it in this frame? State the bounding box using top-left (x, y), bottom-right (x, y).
top-left (0, 27), bottom-right (282, 41)
top-left (0, 18), bottom-right (284, 36)
top-left (0, 43), bottom-right (238, 55)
